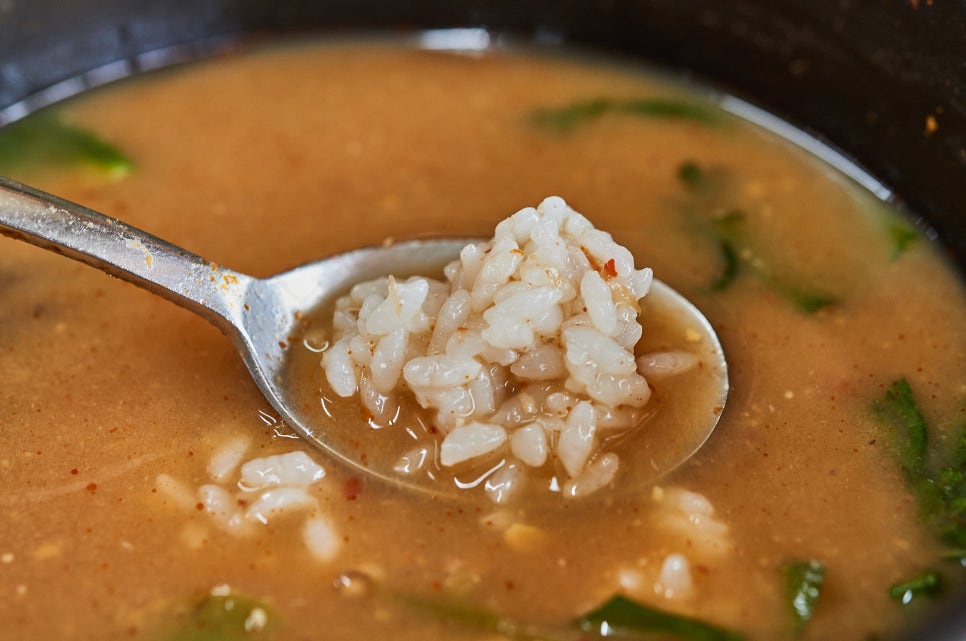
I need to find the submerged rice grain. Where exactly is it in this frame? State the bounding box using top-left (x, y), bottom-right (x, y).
top-left (208, 435), bottom-right (251, 482)
top-left (162, 444), bottom-right (337, 559)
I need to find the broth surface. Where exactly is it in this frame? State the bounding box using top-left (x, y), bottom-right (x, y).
top-left (1, 41), bottom-right (965, 640)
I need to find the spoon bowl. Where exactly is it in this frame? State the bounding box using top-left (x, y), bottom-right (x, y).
top-left (0, 175), bottom-right (728, 497)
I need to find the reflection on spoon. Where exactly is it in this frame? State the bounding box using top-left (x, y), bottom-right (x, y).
top-left (0, 176), bottom-right (727, 499)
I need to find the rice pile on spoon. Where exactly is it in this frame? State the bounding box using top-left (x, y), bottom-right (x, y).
top-left (322, 196), bottom-right (687, 501)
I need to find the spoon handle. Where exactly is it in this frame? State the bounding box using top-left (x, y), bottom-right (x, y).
top-left (0, 175), bottom-right (251, 334)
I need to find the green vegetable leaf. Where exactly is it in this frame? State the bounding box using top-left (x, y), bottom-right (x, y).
top-left (712, 210), bottom-right (838, 313)
top-left (769, 282), bottom-right (838, 314)
top-left (888, 570), bottom-right (943, 605)
top-left (711, 238), bottom-right (740, 292)
top-left (937, 438), bottom-right (966, 554)
top-left (710, 209), bottom-right (745, 235)
top-left (708, 211), bottom-right (743, 292)
top-left (575, 595), bottom-right (745, 641)
top-left (947, 428), bottom-right (966, 471)
top-left (872, 379), bottom-right (928, 477)
top-left (677, 161), bottom-right (706, 192)
top-left (934, 449), bottom-right (966, 553)
top-left (675, 162), bottom-right (733, 198)
top-left (396, 591), bottom-right (558, 641)
top-left (0, 111), bottom-right (132, 176)
top-left (395, 589), bottom-right (745, 641)
top-left (618, 99), bottom-right (720, 124)
top-left (871, 381), bottom-right (966, 601)
top-left (530, 97), bottom-right (612, 131)
top-left (160, 592), bottom-right (278, 641)
top-left (530, 97), bottom-right (721, 132)
top-left (886, 220), bottom-right (919, 260)
top-left (782, 560), bottom-right (825, 637)
top-left (675, 161), bottom-right (838, 313)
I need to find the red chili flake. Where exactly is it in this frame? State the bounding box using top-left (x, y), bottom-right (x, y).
top-left (344, 477), bottom-right (362, 501)
top-left (603, 258), bottom-right (618, 278)
top-left (70, 468), bottom-right (79, 476)
top-left (86, 483), bottom-right (97, 493)
top-left (278, 341), bottom-right (288, 349)
top-left (195, 502), bottom-right (204, 511)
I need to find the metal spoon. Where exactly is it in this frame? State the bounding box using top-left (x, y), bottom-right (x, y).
top-left (0, 175), bottom-right (728, 496)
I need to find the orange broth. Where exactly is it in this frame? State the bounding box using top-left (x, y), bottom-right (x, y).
top-left (0, 41), bottom-right (964, 640)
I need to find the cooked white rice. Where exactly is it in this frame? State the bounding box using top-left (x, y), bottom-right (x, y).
top-left (158, 448), bottom-right (336, 560)
top-left (651, 485), bottom-right (733, 559)
top-left (322, 196), bottom-right (693, 501)
top-left (656, 553), bottom-right (694, 599)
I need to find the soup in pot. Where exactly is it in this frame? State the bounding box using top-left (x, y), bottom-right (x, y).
top-left (0, 40), bottom-right (964, 641)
